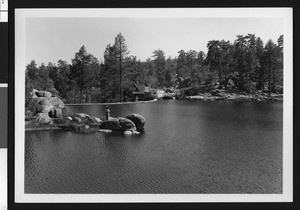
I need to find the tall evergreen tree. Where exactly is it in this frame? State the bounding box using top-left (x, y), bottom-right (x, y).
top-left (206, 40), bottom-right (223, 88)
top-left (114, 33), bottom-right (129, 101)
top-left (71, 45), bottom-right (99, 103)
top-left (101, 44), bottom-right (118, 101)
top-left (264, 40), bottom-right (278, 94)
top-left (255, 37), bottom-right (265, 90)
top-left (152, 49), bottom-right (166, 88)
top-left (25, 60), bottom-right (37, 108)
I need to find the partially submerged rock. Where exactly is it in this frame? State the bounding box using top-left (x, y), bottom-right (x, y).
top-left (124, 130), bottom-right (140, 135)
top-left (100, 117), bottom-right (136, 131)
top-left (71, 113), bottom-right (102, 126)
top-left (98, 129), bottom-right (112, 133)
top-left (99, 117), bottom-right (122, 131)
top-left (118, 117), bottom-right (137, 131)
top-left (59, 113), bottom-right (102, 132)
top-left (126, 113), bottom-right (145, 130)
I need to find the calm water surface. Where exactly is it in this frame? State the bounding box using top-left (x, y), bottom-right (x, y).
top-left (25, 100), bottom-right (283, 193)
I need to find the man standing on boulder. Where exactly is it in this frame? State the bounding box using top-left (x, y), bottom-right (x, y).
top-left (105, 106), bottom-right (110, 121)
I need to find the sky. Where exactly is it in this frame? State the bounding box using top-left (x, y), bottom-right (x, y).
top-left (26, 17), bottom-right (283, 66)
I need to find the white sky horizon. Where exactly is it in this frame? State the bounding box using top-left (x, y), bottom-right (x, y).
top-left (26, 17), bottom-right (283, 66)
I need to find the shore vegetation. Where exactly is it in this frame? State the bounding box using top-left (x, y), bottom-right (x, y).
top-left (25, 33), bottom-right (283, 110)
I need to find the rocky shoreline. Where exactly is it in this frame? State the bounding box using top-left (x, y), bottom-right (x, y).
top-left (183, 90), bottom-right (283, 102)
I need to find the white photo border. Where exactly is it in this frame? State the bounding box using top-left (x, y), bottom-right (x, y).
top-left (15, 8), bottom-right (293, 203)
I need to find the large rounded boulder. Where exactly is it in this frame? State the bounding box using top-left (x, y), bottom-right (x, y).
top-left (100, 117), bottom-right (122, 131)
top-left (118, 117), bottom-right (136, 131)
top-left (34, 113), bottom-right (52, 124)
top-left (35, 90), bottom-right (52, 98)
top-left (100, 117), bottom-right (136, 131)
top-left (125, 113), bottom-right (145, 130)
top-left (31, 96), bottom-right (65, 114)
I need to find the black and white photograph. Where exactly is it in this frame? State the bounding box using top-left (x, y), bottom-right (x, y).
top-left (15, 8), bottom-right (293, 202)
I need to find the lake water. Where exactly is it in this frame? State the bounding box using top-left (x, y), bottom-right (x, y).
top-left (25, 100), bottom-right (283, 193)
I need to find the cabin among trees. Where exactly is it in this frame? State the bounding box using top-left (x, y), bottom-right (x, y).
top-left (132, 83), bottom-right (152, 101)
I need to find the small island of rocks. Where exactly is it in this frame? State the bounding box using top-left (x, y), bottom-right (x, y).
top-left (25, 89), bottom-right (146, 134)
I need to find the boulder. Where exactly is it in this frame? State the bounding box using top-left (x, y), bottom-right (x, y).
top-left (31, 97), bottom-right (65, 114)
top-left (73, 117), bottom-right (82, 123)
top-left (118, 117), bottom-right (136, 131)
top-left (31, 89), bottom-right (38, 98)
top-left (35, 90), bottom-right (52, 98)
top-left (93, 117), bottom-right (102, 123)
top-left (124, 130), bottom-right (140, 135)
top-left (72, 113), bottom-right (90, 119)
top-left (66, 116), bottom-right (73, 121)
top-left (49, 109), bottom-right (55, 118)
top-left (100, 117), bottom-right (136, 131)
top-left (28, 89), bottom-right (67, 126)
top-left (73, 124), bottom-right (90, 132)
top-left (37, 99), bottom-right (51, 106)
top-left (58, 118), bottom-right (75, 130)
top-left (71, 113), bottom-right (102, 126)
top-left (45, 97), bottom-right (64, 109)
top-left (89, 116), bottom-right (102, 126)
top-left (98, 129), bottom-right (112, 133)
top-left (36, 105), bottom-right (51, 113)
top-left (34, 113), bottom-right (52, 124)
top-left (125, 113), bottom-right (145, 130)
top-left (54, 109), bottom-right (62, 118)
top-left (58, 112), bottom-right (102, 132)
top-left (100, 117), bottom-right (122, 131)
top-left (59, 120), bottom-right (90, 132)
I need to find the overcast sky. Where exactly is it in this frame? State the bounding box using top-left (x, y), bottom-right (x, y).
top-left (26, 17), bottom-right (283, 65)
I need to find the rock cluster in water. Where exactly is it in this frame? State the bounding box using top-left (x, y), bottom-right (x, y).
top-left (59, 113), bottom-right (102, 133)
top-left (98, 114), bottom-right (145, 133)
top-left (61, 114), bottom-right (145, 133)
top-left (27, 89), bottom-right (146, 134)
top-left (100, 117), bottom-right (136, 131)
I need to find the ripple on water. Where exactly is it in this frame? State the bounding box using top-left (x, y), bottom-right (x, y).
top-left (25, 101), bottom-right (283, 193)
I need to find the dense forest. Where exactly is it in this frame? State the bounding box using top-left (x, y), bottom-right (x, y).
top-left (25, 33), bottom-right (283, 106)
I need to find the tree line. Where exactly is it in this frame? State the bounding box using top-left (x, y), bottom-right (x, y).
top-left (25, 33), bottom-right (283, 106)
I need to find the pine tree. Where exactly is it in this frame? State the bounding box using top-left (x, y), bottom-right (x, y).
top-left (114, 33), bottom-right (129, 102)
